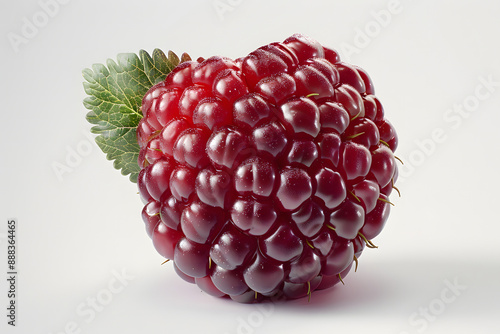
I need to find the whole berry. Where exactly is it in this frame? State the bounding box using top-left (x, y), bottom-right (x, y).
top-left (84, 34), bottom-right (399, 303)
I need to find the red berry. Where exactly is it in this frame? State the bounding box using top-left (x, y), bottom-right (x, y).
top-left (169, 165), bottom-right (196, 202)
top-left (370, 145), bottom-right (397, 188)
top-left (243, 253), bottom-right (284, 294)
top-left (253, 121), bottom-right (288, 157)
top-left (322, 237), bottom-right (354, 276)
top-left (360, 193), bottom-right (392, 240)
top-left (230, 197), bottom-right (277, 236)
top-left (211, 266), bottom-right (248, 296)
top-left (160, 195), bottom-right (182, 230)
top-left (158, 118), bottom-right (190, 156)
top-left (233, 93), bottom-right (273, 129)
top-left (287, 140), bottom-right (319, 167)
top-left (254, 72), bottom-right (296, 105)
top-left (293, 64), bottom-right (335, 98)
top-left (260, 42), bottom-right (299, 70)
top-left (152, 221), bottom-right (182, 260)
top-left (280, 97), bottom-right (321, 138)
top-left (195, 276), bottom-right (225, 298)
top-left (144, 159), bottom-right (174, 201)
top-left (242, 49), bottom-right (289, 89)
top-left (318, 101), bottom-right (350, 134)
top-left (336, 62), bottom-right (367, 95)
top-left (311, 228), bottom-right (335, 257)
top-left (142, 200), bottom-right (161, 238)
top-left (260, 223), bottom-right (304, 262)
top-left (317, 132), bottom-right (342, 167)
top-left (164, 61), bottom-right (196, 88)
top-left (340, 142), bottom-right (372, 181)
top-left (210, 225), bottom-right (257, 270)
top-left (314, 167), bottom-right (347, 209)
top-left (352, 179), bottom-right (380, 213)
top-left (329, 200), bottom-right (365, 240)
top-left (291, 199), bottom-right (325, 238)
top-left (174, 238), bottom-right (210, 278)
top-left (283, 34), bottom-right (325, 63)
top-left (180, 201), bottom-right (224, 244)
top-left (235, 157), bottom-right (276, 197)
top-left (137, 34), bottom-right (399, 302)
top-left (336, 84), bottom-right (365, 118)
top-left (206, 128), bottom-right (249, 169)
top-left (343, 118), bottom-right (380, 149)
top-left (192, 56), bottom-right (238, 87)
top-left (276, 168), bottom-right (313, 211)
top-left (172, 128), bottom-right (210, 168)
top-left (192, 97), bottom-right (231, 130)
top-left (178, 86), bottom-right (210, 118)
top-left (288, 247), bottom-right (322, 284)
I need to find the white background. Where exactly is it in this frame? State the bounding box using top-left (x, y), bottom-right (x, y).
top-left (1, 0), bottom-right (500, 333)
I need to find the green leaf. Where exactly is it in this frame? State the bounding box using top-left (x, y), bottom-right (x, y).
top-left (82, 49), bottom-right (181, 183)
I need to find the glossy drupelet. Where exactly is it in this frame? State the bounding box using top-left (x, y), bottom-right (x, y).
top-left (138, 34), bottom-right (398, 302)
